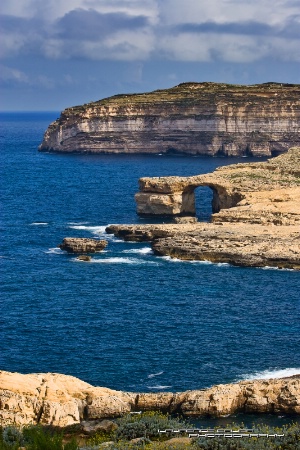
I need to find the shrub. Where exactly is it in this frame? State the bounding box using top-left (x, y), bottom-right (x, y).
top-left (114, 412), bottom-right (191, 441)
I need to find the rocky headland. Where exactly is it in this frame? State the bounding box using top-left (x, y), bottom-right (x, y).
top-left (106, 147), bottom-right (300, 269)
top-left (39, 82), bottom-right (300, 156)
top-left (1, 371), bottom-right (299, 427)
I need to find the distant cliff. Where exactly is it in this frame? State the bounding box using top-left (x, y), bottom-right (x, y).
top-left (39, 82), bottom-right (300, 156)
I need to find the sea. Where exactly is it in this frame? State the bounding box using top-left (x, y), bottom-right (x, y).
top-left (1, 112), bottom-right (300, 426)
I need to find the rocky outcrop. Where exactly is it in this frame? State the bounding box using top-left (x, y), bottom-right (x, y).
top-left (39, 82), bottom-right (300, 156)
top-left (59, 238), bottom-right (107, 253)
top-left (106, 222), bottom-right (300, 269)
top-left (0, 371), bottom-right (299, 427)
top-left (106, 148), bottom-right (300, 269)
top-left (135, 147), bottom-right (300, 217)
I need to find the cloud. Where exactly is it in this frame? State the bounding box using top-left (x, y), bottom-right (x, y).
top-left (0, 0), bottom-right (299, 63)
top-left (0, 65), bottom-right (29, 84)
top-left (55, 9), bottom-right (149, 41)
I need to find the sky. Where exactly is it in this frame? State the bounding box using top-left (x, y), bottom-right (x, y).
top-left (1, 0), bottom-right (300, 111)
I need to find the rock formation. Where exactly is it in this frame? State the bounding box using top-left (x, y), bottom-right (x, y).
top-left (59, 238), bottom-right (107, 254)
top-left (135, 147), bottom-right (300, 217)
top-left (0, 371), bottom-right (299, 427)
top-left (39, 82), bottom-right (300, 156)
top-left (106, 147), bottom-right (300, 269)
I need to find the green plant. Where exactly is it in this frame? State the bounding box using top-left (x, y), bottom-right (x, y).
top-left (0, 426), bottom-right (78, 450)
top-left (114, 412), bottom-right (191, 441)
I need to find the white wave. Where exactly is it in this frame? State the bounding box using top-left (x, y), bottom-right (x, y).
top-left (148, 371), bottom-right (164, 379)
top-left (261, 266), bottom-right (295, 272)
top-left (68, 224), bottom-right (124, 242)
top-left (76, 257), bottom-right (158, 265)
top-left (122, 247), bottom-right (152, 255)
top-left (147, 385), bottom-right (172, 390)
top-left (161, 256), bottom-right (182, 262)
top-left (30, 222), bottom-right (48, 226)
top-left (162, 256), bottom-right (214, 264)
top-left (241, 368), bottom-right (300, 381)
top-left (189, 260), bottom-right (213, 265)
top-left (67, 221), bottom-right (89, 225)
top-left (69, 225), bottom-right (107, 234)
top-left (45, 247), bottom-right (63, 254)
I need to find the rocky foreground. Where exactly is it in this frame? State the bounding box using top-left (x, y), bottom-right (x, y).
top-left (39, 82), bottom-right (300, 156)
top-left (1, 371), bottom-right (299, 427)
top-left (107, 147), bottom-right (300, 269)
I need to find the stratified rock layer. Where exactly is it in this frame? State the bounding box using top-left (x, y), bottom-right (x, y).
top-left (39, 82), bottom-right (300, 156)
top-left (59, 238), bottom-right (108, 253)
top-left (0, 371), bottom-right (299, 427)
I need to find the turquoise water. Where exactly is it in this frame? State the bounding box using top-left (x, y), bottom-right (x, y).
top-left (0, 112), bottom-right (299, 397)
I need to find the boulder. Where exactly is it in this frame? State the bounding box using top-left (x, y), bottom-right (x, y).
top-left (59, 238), bottom-right (107, 254)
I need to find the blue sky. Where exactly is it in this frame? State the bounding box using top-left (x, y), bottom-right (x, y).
top-left (1, 0), bottom-right (300, 111)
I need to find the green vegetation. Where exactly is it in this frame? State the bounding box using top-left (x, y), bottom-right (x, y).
top-left (0, 426), bottom-right (78, 450)
top-left (1, 415), bottom-right (300, 450)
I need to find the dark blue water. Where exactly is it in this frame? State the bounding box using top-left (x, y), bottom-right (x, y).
top-left (1, 112), bottom-right (300, 395)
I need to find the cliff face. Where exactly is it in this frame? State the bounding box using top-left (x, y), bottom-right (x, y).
top-left (1, 371), bottom-right (299, 427)
top-left (39, 82), bottom-right (300, 156)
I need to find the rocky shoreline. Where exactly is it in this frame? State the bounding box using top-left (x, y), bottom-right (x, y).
top-left (106, 147), bottom-right (300, 270)
top-left (1, 371), bottom-right (299, 427)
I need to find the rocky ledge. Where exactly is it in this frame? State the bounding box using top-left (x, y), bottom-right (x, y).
top-left (106, 147), bottom-right (300, 269)
top-left (39, 82), bottom-right (300, 157)
top-left (1, 371), bottom-right (299, 427)
top-left (59, 238), bottom-right (108, 254)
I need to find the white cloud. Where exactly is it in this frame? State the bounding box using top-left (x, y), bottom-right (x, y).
top-left (0, 0), bottom-right (299, 63)
top-left (0, 65), bottom-right (29, 83)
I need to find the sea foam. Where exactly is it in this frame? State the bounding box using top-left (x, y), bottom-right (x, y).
top-left (147, 371), bottom-right (164, 379)
top-left (122, 247), bottom-right (152, 255)
top-left (241, 368), bottom-right (300, 380)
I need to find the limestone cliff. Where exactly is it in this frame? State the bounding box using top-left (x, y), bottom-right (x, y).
top-left (1, 371), bottom-right (299, 427)
top-left (39, 82), bottom-right (300, 156)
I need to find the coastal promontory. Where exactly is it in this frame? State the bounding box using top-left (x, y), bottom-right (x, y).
top-left (1, 371), bottom-right (299, 427)
top-left (39, 82), bottom-right (300, 156)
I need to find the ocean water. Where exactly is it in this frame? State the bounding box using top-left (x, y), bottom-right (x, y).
top-left (1, 112), bottom-right (300, 398)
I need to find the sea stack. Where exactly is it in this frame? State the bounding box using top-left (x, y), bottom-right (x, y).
top-left (39, 82), bottom-right (300, 156)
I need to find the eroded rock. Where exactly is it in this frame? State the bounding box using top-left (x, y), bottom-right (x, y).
top-left (0, 371), bottom-right (299, 427)
top-left (106, 148), bottom-right (300, 269)
top-left (59, 238), bottom-right (107, 254)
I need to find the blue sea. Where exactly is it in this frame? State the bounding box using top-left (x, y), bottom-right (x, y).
top-left (1, 112), bottom-right (300, 402)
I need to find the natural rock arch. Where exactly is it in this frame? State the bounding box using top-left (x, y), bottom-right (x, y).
top-left (135, 176), bottom-right (243, 217)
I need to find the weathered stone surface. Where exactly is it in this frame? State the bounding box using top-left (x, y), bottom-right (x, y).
top-left (59, 238), bottom-right (107, 253)
top-left (107, 222), bottom-right (300, 269)
top-left (173, 216), bottom-right (198, 224)
top-left (1, 371), bottom-right (299, 427)
top-left (81, 419), bottom-right (118, 435)
top-left (135, 147), bottom-right (300, 217)
top-left (106, 148), bottom-right (300, 269)
top-left (39, 82), bottom-right (300, 156)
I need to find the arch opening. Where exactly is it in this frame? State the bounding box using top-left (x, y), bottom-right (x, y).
top-left (194, 186), bottom-right (214, 222)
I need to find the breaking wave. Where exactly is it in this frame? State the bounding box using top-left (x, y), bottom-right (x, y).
top-left (147, 371), bottom-right (164, 379)
top-left (75, 257), bottom-right (158, 265)
top-left (122, 247), bottom-right (152, 255)
top-left (45, 248), bottom-right (63, 254)
top-left (241, 368), bottom-right (300, 380)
